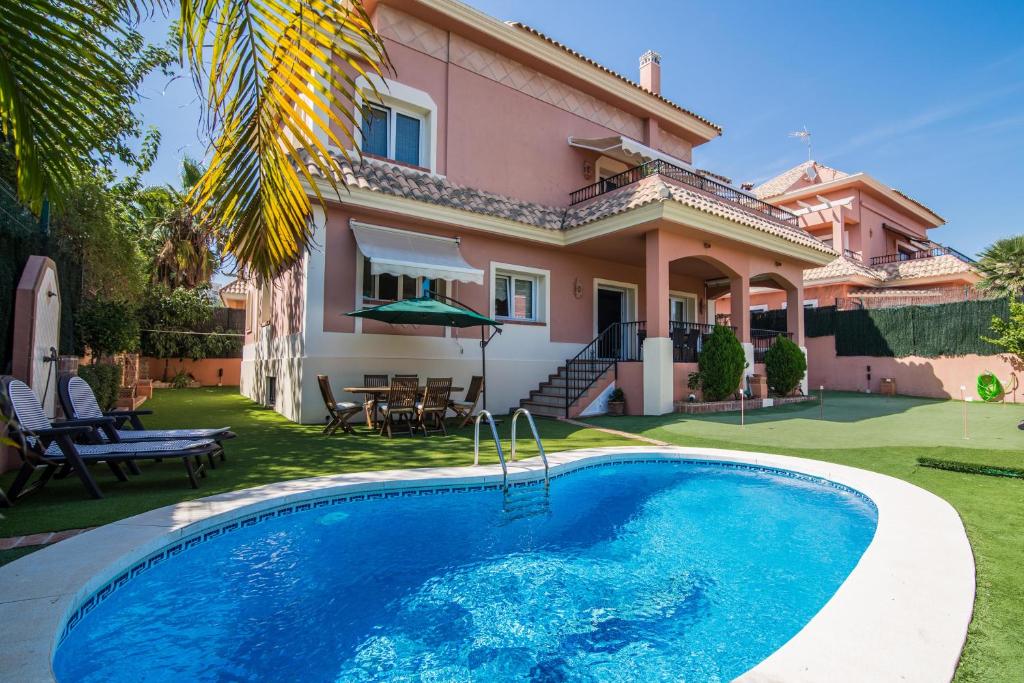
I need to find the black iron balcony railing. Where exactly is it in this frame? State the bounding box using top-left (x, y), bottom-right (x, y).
top-left (751, 328), bottom-right (793, 363)
top-left (869, 246), bottom-right (975, 266)
top-left (669, 321), bottom-right (732, 363)
top-left (569, 159), bottom-right (800, 227)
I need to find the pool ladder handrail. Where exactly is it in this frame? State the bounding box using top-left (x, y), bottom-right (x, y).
top-left (473, 410), bottom-right (507, 488)
top-left (509, 408), bottom-right (549, 487)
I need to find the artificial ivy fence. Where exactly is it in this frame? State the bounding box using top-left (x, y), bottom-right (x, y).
top-left (751, 299), bottom-right (1007, 357)
top-left (832, 298), bottom-right (1008, 357)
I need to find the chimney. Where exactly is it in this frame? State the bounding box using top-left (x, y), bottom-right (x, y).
top-left (639, 50), bottom-right (661, 95)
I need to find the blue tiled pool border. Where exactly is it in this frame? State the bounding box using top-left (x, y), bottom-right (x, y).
top-left (55, 454), bottom-right (876, 647)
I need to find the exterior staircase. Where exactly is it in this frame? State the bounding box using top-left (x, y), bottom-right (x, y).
top-left (519, 359), bottom-right (615, 419)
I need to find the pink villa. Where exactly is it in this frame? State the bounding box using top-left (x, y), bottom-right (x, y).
top-left (241, 0), bottom-right (839, 421)
top-left (717, 161), bottom-right (979, 315)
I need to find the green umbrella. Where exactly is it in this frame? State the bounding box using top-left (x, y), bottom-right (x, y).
top-left (346, 294), bottom-right (502, 410)
top-left (347, 296), bottom-right (501, 328)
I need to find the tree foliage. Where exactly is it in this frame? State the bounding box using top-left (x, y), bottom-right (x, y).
top-left (984, 301), bottom-right (1024, 368)
top-left (693, 325), bottom-right (747, 402)
top-left (977, 235), bottom-right (1024, 299)
top-left (77, 297), bottom-right (140, 360)
top-left (144, 157), bottom-right (222, 289)
top-left (139, 284), bottom-right (239, 362)
top-left (0, 1), bottom-right (173, 210)
top-left (764, 334), bottom-right (807, 396)
top-left (2, 1), bottom-right (391, 281)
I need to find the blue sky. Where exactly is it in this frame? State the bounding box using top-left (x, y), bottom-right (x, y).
top-left (131, 0), bottom-right (1024, 265)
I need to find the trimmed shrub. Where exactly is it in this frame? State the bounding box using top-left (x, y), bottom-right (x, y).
top-left (77, 363), bottom-right (123, 411)
top-left (695, 325), bottom-right (747, 401)
top-left (764, 335), bottom-right (807, 396)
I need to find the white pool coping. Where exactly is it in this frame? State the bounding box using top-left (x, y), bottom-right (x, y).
top-left (0, 447), bottom-right (975, 682)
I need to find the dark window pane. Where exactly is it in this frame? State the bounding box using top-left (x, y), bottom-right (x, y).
top-left (362, 257), bottom-right (374, 298)
top-left (378, 273), bottom-right (398, 301)
top-left (428, 278), bottom-right (443, 297)
top-left (401, 276), bottom-right (417, 300)
top-left (514, 278), bottom-right (533, 319)
top-left (361, 105), bottom-right (388, 157)
top-left (494, 276), bottom-right (509, 317)
top-left (394, 113), bottom-right (421, 166)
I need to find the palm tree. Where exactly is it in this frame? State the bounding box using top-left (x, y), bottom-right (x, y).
top-left (0, 0), bottom-right (390, 281)
top-left (977, 236), bottom-right (1024, 299)
top-left (148, 157), bottom-right (219, 289)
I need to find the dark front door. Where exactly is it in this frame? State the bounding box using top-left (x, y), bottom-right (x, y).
top-left (597, 288), bottom-right (624, 358)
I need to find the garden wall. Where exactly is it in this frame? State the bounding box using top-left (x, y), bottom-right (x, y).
top-left (807, 336), bottom-right (1020, 400)
top-left (142, 357), bottom-right (241, 387)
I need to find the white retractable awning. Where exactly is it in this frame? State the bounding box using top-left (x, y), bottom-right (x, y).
top-left (351, 222), bottom-right (484, 285)
top-left (568, 135), bottom-right (697, 170)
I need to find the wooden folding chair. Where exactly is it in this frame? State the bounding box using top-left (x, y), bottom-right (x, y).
top-left (378, 376), bottom-right (419, 437)
top-left (362, 374), bottom-right (388, 428)
top-left (317, 375), bottom-right (361, 436)
top-left (449, 376), bottom-right (484, 428)
top-left (417, 378), bottom-right (453, 436)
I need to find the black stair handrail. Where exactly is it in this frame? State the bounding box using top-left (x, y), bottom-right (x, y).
top-left (564, 321), bottom-right (646, 418)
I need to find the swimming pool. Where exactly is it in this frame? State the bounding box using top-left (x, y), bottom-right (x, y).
top-left (53, 458), bottom-right (877, 682)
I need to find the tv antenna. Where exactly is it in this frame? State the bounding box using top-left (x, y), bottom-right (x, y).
top-left (789, 126), bottom-right (812, 161)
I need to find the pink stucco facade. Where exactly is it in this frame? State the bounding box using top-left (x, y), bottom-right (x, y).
top-left (240, 1), bottom-right (835, 422)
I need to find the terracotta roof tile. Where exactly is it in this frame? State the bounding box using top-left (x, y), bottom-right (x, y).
top-left (753, 161), bottom-right (850, 199)
top-left (877, 253), bottom-right (975, 280)
top-left (753, 161), bottom-right (943, 222)
top-left (804, 257), bottom-right (884, 284)
top-left (218, 278), bottom-right (248, 296)
top-left (563, 176), bottom-right (835, 254)
top-left (307, 154), bottom-right (833, 254)
top-left (506, 22), bottom-right (722, 134)
top-left (804, 253), bottom-right (977, 285)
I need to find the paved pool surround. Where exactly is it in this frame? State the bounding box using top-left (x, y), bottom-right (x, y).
top-left (0, 447), bottom-right (975, 682)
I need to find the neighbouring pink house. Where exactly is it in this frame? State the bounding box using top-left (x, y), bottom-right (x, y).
top-left (241, 0), bottom-right (834, 421)
top-left (718, 161), bottom-right (979, 316)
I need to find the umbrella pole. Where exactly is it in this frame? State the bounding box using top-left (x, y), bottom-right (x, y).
top-left (481, 326), bottom-right (487, 411)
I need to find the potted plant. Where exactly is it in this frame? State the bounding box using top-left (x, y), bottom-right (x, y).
top-left (607, 387), bottom-right (626, 416)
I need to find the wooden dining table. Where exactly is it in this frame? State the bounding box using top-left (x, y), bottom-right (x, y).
top-left (343, 385), bottom-right (464, 429)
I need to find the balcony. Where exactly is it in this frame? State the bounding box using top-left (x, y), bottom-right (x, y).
top-left (569, 159), bottom-right (800, 227)
top-left (868, 245), bottom-right (975, 267)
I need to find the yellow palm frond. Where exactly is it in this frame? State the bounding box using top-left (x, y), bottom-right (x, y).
top-left (0, 0), bottom-right (132, 210)
top-left (180, 0), bottom-right (390, 280)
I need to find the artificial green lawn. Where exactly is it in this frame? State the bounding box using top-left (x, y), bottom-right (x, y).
top-left (1, 388), bottom-right (1021, 681)
top-left (588, 392), bottom-right (1024, 683)
top-left (0, 388), bottom-right (634, 537)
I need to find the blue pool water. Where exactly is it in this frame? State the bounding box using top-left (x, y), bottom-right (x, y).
top-left (54, 460), bottom-right (877, 682)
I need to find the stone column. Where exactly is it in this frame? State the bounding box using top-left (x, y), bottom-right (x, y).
top-left (786, 284), bottom-right (806, 347)
top-left (729, 276), bottom-right (750, 343)
top-left (643, 230), bottom-right (673, 415)
top-left (832, 219), bottom-right (844, 254)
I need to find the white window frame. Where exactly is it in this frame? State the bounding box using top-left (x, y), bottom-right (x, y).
top-left (804, 299), bottom-right (819, 309)
top-left (749, 304), bottom-right (769, 313)
top-left (354, 75), bottom-right (437, 173)
top-left (669, 291), bottom-right (698, 323)
top-left (358, 254), bottom-right (446, 303)
top-left (361, 103), bottom-right (426, 168)
top-left (491, 263), bottom-right (549, 324)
